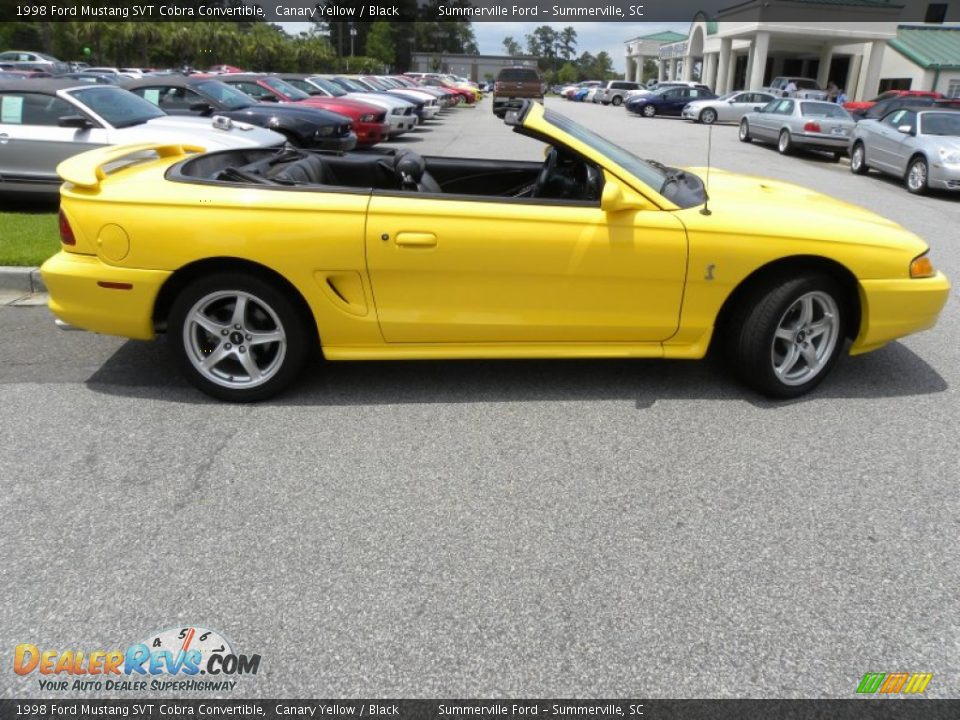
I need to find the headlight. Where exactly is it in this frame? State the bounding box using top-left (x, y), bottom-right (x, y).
top-left (315, 126), bottom-right (334, 137)
top-left (938, 147), bottom-right (960, 165)
top-left (910, 251), bottom-right (936, 279)
top-left (360, 114), bottom-right (377, 122)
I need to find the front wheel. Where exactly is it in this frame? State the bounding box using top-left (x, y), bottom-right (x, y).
top-left (739, 119), bottom-right (752, 142)
top-left (700, 108), bottom-right (717, 125)
top-left (169, 273), bottom-right (309, 402)
top-left (778, 129), bottom-right (794, 155)
top-left (905, 157), bottom-right (929, 195)
top-left (850, 142), bottom-right (869, 174)
top-left (726, 275), bottom-right (845, 398)
top-left (642, 104), bottom-right (656, 118)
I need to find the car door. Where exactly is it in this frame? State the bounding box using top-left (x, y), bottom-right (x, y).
top-left (0, 90), bottom-right (107, 188)
top-left (869, 110), bottom-right (911, 172)
top-left (884, 109), bottom-right (919, 175)
top-left (665, 88), bottom-right (693, 115)
top-left (727, 93), bottom-right (765, 122)
top-left (363, 183), bottom-right (689, 345)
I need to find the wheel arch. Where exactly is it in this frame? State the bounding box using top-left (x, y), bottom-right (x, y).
top-left (713, 255), bottom-right (862, 349)
top-left (152, 257), bottom-right (320, 350)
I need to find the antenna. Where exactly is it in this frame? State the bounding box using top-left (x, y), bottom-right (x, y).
top-left (700, 123), bottom-right (713, 216)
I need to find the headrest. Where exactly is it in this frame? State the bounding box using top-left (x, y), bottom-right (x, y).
top-left (395, 151), bottom-right (425, 180)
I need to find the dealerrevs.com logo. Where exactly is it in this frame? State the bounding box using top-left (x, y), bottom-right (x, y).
top-left (14, 626), bottom-right (261, 692)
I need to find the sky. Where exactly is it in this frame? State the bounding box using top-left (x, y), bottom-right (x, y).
top-left (279, 22), bottom-right (690, 72)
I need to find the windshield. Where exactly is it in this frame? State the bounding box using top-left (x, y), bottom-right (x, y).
top-left (69, 86), bottom-right (165, 127)
top-left (543, 108), bottom-right (665, 191)
top-left (194, 80), bottom-right (252, 110)
top-left (361, 77), bottom-right (388, 90)
top-left (801, 102), bottom-right (850, 118)
top-left (920, 112), bottom-right (960, 136)
top-left (260, 76), bottom-right (309, 100)
top-left (335, 77), bottom-right (368, 93)
top-left (307, 77), bottom-right (346, 97)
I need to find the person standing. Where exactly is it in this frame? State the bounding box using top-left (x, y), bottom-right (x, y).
top-left (784, 79), bottom-right (798, 97)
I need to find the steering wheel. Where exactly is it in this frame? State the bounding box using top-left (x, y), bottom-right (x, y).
top-left (532, 146), bottom-right (559, 198)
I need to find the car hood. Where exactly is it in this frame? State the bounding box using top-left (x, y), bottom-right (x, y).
top-left (254, 102), bottom-right (352, 125)
top-left (126, 116), bottom-right (284, 148)
top-left (928, 136), bottom-right (960, 152)
top-left (679, 168), bottom-right (926, 252)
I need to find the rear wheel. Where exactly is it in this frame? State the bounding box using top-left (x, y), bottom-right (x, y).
top-left (738, 119), bottom-right (752, 142)
top-left (612, 95), bottom-right (623, 107)
top-left (642, 104), bottom-right (656, 118)
top-left (700, 108), bottom-right (718, 125)
top-left (778, 129), bottom-right (794, 155)
top-left (169, 273), bottom-right (309, 402)
top-left (905, 156), bottom-right (929, 195)
top-left (725, 275), bottom-right (845, 398)
top-left (850, 142), bottom-right (869, 174)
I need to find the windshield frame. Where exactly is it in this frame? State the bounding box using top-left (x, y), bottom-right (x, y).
top-left (192, 80), bottom-right (254, 110)
top-left (541, 107), bottom-right (666, 192)
top-left (260, 76), bottom-right (310, 101)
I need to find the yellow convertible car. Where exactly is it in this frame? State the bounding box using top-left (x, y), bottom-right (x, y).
top-left (42, 101), bottom-right (948, 402)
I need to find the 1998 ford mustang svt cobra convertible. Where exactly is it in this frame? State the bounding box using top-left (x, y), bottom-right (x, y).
top-left (42, 101), bottom-right (949, 402)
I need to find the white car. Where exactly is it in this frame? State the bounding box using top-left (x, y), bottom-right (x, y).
top-left (0, 50), bottom-right (69, 75)
top-left (0, 79), bottom-right (285, 194)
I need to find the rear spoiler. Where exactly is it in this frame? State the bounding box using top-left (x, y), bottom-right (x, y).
top-left (57, 143), bottom-right (204, 190)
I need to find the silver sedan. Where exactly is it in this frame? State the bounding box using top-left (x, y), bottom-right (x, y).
top-left (739, 98), bottom-right (855, 159)
top-left (0, 80), bottom-right (284, 194)
top-left (849, 108), bottom-right (960, 194)
top-left (682, 91), bottom-right (776, 124)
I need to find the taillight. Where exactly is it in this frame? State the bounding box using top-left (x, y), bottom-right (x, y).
top-left (803, 121), bottom-right (822, 133)
top-left (494, 81), bottom-right (501, 93)
top-left (58, 209), bottom-right (76, 246)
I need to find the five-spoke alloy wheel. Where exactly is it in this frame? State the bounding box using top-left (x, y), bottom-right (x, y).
top-left (726, 275), bottom-right (845, 398)
top-left (170, 274), bottom-right (309, 402)
top-left (905, 157), bottom-right (929, 195)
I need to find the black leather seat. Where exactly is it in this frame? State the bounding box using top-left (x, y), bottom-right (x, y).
top-left (268, 154), bottom-right (334, 185)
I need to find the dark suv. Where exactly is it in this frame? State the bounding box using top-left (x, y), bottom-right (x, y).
top-left (493, 66), bottom-right (544, 117)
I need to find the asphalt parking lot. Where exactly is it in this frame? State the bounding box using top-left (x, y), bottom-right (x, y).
top-left (1, 97), bottom-right (958, 699)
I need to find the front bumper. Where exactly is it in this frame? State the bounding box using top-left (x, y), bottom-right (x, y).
top-left (355, 122), bottom-right (391, 146)
top-left (387, 114), bottom-right (417, 135)
top-left (40, 251), bottom-right (171, 341)
top-left (313, 133), bottom-right (357, 152)
top-left (928, 162), bottom-right (960, 191)
top-left (851, 272), bottom-right (950, 354)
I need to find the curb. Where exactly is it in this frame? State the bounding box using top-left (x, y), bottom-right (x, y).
top-left (0, 267), bottom-right (46, 294)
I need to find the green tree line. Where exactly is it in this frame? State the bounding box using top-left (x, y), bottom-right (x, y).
top-left (502, 26), bottom-right (619, 84)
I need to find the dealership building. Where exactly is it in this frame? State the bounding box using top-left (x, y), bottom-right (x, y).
top-left (625, 2), bottom-right (960, 100)
top-left (409, 53), bottom-right (538, 81)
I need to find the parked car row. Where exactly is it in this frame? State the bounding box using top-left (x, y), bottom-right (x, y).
top-left (0, 67), bottom-right (482, 195)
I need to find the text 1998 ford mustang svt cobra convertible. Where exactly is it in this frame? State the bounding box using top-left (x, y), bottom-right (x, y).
top-left (42, 101), bottom-right (949, 401)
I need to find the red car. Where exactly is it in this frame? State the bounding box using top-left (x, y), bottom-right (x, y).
top-left (844, 89), bottom-right (942, 113)
top-left (216, 74), bottom-right (390, 146)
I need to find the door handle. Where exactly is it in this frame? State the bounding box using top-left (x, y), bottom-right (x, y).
top-left (395, 232), bottom-right (437, 248)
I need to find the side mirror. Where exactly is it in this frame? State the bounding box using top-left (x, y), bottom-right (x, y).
top-left (897, 124), bottom-right (914, 135)
top-left (754, 106), bottom-right (763, 112)
top-left (601, 180), bottom-right (647, 213)
top-left (58, 115), bottom-right (94, 129)
top-left (189, 101), bottom-right (213, 115)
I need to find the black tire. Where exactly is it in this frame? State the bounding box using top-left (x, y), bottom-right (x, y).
top-left (700, 108), bottom-right (717, 125)
top-left (778, 129), bottom-right (794, 155)
top-left (905, 156), bottom-right (929, 195)
top-left (642, 104), bottom-right (656, 118)
top-left (168, 273), bottom-right (309, 402)
top-left (739, 119), bottom-right (752, 143)
top-left (725, 274), bottom-right (845, 399)
top-left (850, 142), bottom-right (869, 174)
top-left (612, 95), bottom-right (623, 107)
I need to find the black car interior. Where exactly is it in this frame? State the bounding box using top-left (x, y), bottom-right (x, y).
top-left (174, 146), bottom-right (603, 202)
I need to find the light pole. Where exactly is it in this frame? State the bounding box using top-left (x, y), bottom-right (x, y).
top-left (350, 25), bottom-right (357, 57)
